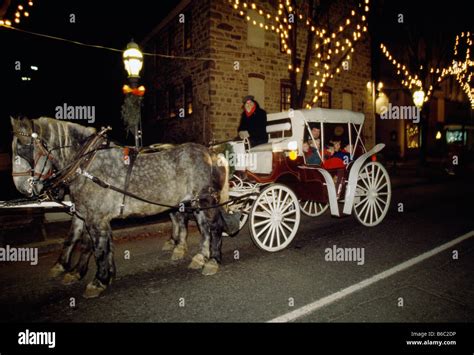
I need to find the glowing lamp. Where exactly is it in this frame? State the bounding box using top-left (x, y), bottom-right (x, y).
top-left (413, 90), bottom-right (425, 109)
top-left (123, 41), bottom-right (143, 79)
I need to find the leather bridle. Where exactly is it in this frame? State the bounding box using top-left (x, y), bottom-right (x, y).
top-left (11, 130), bottom-right (56, 182)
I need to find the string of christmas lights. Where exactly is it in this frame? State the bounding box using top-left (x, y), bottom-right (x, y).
top-left (381, 31), bottom-right (473, 108)
top-left (230, 0), bottom-right (370, 108)
top-left (0, 0), bottom-right (35, 26)
top-left (451, 32), bottom-right (473, 107)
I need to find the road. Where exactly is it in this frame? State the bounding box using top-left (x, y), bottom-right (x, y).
top-left (0, 177), bottom-right (473, 323)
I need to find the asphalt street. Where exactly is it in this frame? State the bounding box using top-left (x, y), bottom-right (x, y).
top-left (0, 177), bottom-right (473, 323)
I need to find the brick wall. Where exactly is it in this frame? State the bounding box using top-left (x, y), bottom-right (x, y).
top-left (143, 0), bottom-right (212, 144)
top-left (209, 0), bottom-right (374, 146)
top-left (145, 0), bottom-right (375, 147)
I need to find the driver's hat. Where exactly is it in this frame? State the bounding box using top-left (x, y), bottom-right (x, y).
top-left (242, 95), bottom-right (255, 104)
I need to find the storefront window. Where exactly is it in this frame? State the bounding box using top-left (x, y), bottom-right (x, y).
top-left (406, 123), bottom-right (420, 149)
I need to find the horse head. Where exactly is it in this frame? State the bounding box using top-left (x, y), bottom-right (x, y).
top-left (10, 116), bottom-right (97, 197)
top-left (10, 117), bottom-right (57, 197)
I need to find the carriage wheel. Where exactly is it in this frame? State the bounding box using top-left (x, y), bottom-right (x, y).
top-left (299, 200), bottom-right (329, 217)
top-left (249, 184), bottom-right (301, 252)
top-left (353, 162), bottom-right (391, 227)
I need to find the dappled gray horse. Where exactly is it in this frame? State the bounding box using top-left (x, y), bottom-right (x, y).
top-left (11, 117), bottom-right (229, 298)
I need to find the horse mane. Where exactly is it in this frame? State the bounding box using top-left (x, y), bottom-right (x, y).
top-left (30, 117), bottom-right (95, 149)
top-left (11, 117), bottom-right (97, 164)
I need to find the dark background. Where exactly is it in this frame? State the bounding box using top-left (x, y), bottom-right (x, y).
top-left (0, 0), bottom-right (176, 148)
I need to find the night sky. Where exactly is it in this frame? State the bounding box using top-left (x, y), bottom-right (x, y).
top-left (0, 0), bottom-right (472, 149)
top-left (0, 0), bottom-right (176, 147)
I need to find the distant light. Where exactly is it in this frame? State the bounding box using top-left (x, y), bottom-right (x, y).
top-left (21, 77), bottom-right (31, 81)
top-left (436, 131), bottom-right (442, 140)
top-left (30, 65), bottom-right (38, 71)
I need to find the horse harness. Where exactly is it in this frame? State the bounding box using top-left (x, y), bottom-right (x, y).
top-left (11, 131), bottom-right (55, 181)
top-left (11, 127), bottom-right (257, 215)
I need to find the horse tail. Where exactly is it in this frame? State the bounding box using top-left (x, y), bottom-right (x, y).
top-left (211, 152), bottom-right (229, 211)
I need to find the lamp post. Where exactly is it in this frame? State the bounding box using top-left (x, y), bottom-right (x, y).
top-left (122, 40), bottom-right (144, 148)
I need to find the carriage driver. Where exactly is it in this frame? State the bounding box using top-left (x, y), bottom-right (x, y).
top-left (238, 95), bottom-right (268, 147)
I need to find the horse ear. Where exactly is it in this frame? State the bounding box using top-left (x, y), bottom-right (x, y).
top-left (10, 116), bottom-right (18, 129)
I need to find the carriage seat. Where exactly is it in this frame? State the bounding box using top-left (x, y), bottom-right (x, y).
top-left (245, 122), bottom-right (290, 174)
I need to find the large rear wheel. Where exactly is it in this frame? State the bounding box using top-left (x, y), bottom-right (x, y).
top-left (353, 162), bottom-right (391, 227)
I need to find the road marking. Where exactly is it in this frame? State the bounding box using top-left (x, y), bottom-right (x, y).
top-left (268, 230), bottom-right (474, 323)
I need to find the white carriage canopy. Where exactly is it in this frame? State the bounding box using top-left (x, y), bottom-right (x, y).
top-left (298, 108), bottom-right (365, 125)
top-left (264, 108), bottom-right (366, 161)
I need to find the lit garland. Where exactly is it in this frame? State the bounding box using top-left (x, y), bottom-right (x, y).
top-left (230, 0), bottom-right (370, 108)
top-left (0, 0), bottom-right (35, 26)
top-left (380, 31), bottom-right (473, 108)
top-left (451, 32), bottom-right (473, 108)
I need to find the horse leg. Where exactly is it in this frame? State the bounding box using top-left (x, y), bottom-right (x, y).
top-left (188, 209), bottom-right (211, 270)
top-left (83, 221), bottom-right (115, 299)
top-left (62, 229), bottom-right (93, 285)
top-left (163, 213), bottom-right (180, 251)
top-left (49, 215), bottom-right (84, 278)
top-left (171, 212), bottom-right (189, 261)
top-left (202, 207), bottom-right (223, 276)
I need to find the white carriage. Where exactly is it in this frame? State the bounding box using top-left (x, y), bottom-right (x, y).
top-left (226, 108), bottom-right (391, 252)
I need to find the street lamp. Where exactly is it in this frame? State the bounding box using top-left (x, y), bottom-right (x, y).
top-left (413, 90), bottom-right (425, 109)
top-left (123, 41), bottom-right (143, 81)
top-left (122, 40), bottom-right (144, 148)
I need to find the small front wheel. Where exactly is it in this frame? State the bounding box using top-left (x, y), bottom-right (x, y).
top-left (249, 184), bottom-right (301, 252)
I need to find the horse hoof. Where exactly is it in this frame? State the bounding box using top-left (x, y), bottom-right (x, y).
top-left (202, 259), bottom-right (219, 276)
top-left (171, 245), bottom-right (187, 261)
top-left (162, 239), bottom-right (176, 251)
top-left (188, 253), bottom-right (206, 270)
top-left (48, 263), bottom-right (65, 278)
top-left (62, 272), bottom-right (81, 285)
top-left (82, 281), bottom-right (107, 299)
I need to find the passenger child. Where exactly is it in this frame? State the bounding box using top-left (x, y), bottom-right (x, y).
top-left (303, 141), bottom-right (321, 165)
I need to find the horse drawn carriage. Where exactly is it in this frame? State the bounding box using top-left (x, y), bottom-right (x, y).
top-left (4, 109), bottom-right (391, 297)
top-left (224, 108), bottom-right (392, 252)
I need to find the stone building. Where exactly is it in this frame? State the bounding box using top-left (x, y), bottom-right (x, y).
top-left (142, 0), bottom-right (375, 147)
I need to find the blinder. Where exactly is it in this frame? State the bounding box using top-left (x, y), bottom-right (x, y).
top-left (11, 130), bottom-right (56, 195)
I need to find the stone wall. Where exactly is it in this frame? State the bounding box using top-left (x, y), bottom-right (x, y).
top-left (144, 0), bottom-right (375, 147)
top-left (209, 0), bottom-right (375, 147)
top-left (143, 0), bottom-right (212, 144)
